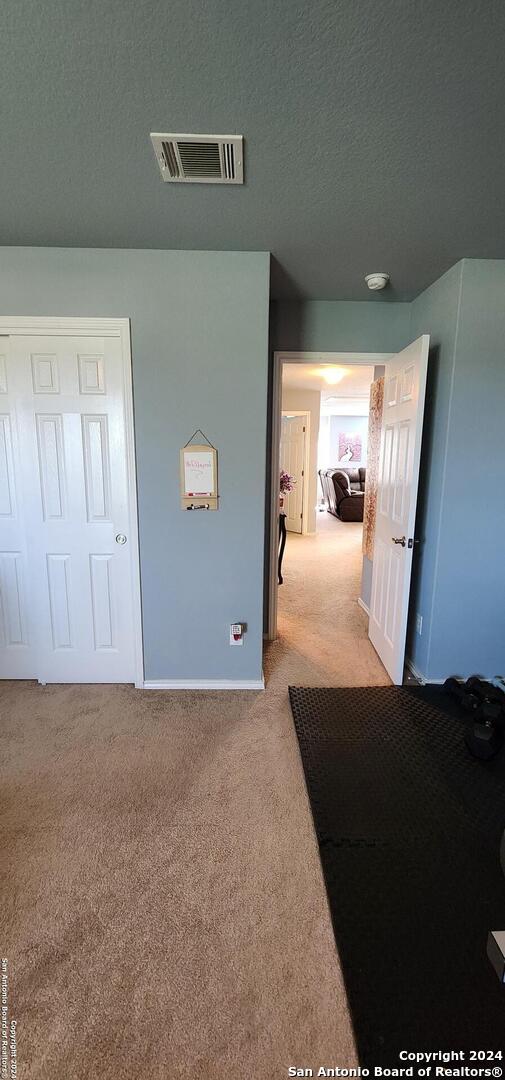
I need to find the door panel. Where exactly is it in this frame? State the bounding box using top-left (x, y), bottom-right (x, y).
top-left (0, 552), bottom-right (29, 649)
top-left (46, 553), bottom-right (73, 650)
top-left (1, 332), bottom-right (138, 683)
top-left (0, 356), bottom-right (7, 394)
top-left (82, 414), bottom-right (112, 521)
top-left (0, 340), bottom-right (35, 677)
top-left (369, 335), bottom-right (429, 684)
top-left (0, 414), bottom-right (16, 517)
top-left (89, 553), bottom-right (115, 650)
top-left (36, 414), bottom-right (67, 520)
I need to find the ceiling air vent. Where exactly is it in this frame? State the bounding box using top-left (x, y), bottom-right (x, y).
top-left (150, 133), bottom-right (243, 184)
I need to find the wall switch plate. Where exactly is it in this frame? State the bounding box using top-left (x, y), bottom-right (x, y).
top-left (230, 623), bottom-right (244, 645)
top-left (416, 613), bottom-right (423, 636)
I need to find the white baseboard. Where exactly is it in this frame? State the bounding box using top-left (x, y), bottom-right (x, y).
top-left (405, 658), bottom-right (427, 684)
top-left (357, 596), bottom-right (370, 616)
top-left (404, 658), bottom-right (448, 685)
top-left (404, 658), bottom-right (501, 687)
top-left (143, 678), bottom-right (265, 691)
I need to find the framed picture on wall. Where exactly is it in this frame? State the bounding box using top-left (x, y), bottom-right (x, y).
top-left (338, 432), bottom-right (362, 464)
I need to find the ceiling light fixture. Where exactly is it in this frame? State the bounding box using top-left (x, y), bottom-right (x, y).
top-left (365, 272), bottom-right (390, 291)
top-left (311, 366), bottom-right (347, 385)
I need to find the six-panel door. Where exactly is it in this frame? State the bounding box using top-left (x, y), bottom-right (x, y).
top-left (0, 333), bottom-right (137, 683)
top-left (369, 335), bottom-right (429, 684)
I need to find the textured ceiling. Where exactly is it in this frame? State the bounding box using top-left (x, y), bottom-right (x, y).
top-left (2, 0), bottom-right (505, 299)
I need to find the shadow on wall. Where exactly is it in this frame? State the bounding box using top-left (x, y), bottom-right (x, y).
top-left (269, 257), bottom-right (304, 302)
top-left (263, 277), bottom-right (304, 633)
top-left (406, 342), bottom-right (440, 659)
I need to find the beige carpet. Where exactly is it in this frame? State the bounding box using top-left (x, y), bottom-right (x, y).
top-left (277, 512), bottom-right (391, 687)
top-left (0, 514), bottom-right (388, 1079)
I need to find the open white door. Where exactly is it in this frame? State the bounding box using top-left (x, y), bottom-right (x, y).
top-left (369, 335), bottom-right (429, 684)
top-left (280, 414), bottom-right (306, 534)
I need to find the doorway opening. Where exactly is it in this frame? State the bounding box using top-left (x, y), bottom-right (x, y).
top-left (272, 352), bottom-right (388, 683)
top-left (266, 341), bottom-right (429, 686)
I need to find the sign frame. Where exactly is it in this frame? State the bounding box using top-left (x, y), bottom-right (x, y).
top-left (180, 443), bottom-right (219, 510)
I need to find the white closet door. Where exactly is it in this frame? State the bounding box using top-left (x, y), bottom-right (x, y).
top-left (0, 341), bottom-right (34, 677)
top-left (6, 333), bottom-right (137, 683)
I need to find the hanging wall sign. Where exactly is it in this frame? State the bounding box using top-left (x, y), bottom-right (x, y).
top-left (180, 432), bottom-right (218, 510)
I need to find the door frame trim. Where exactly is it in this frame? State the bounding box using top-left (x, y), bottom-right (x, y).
top-left (267, 350), bottom-right (392, 641)
top-left (0, 316), bottom-right (144, 687)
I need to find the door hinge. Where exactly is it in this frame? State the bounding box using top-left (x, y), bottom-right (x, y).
top-left (303, 426), bottom-right (306, 432)
top-left (301, 470), bottom-right (304, 476)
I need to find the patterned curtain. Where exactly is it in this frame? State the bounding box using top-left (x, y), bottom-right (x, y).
top-left (362, 376), bottom-right (384, 560)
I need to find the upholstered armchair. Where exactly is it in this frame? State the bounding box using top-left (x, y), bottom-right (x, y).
top-left (319, 467), bottom-right (366, 521)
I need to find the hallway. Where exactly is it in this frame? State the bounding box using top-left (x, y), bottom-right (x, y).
top-left (275, 511), bottom-right (391, 687)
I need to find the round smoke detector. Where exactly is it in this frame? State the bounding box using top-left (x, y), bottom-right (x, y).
top-left (365, 272), bottom-right (390, 291)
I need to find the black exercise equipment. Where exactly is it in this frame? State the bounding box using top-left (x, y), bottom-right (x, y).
top-left (464, 716), bottom-right (503, 760)
top-left (465, 676), bottom-right (505, 710)
top-left (443, 676), bottom-right (480, 714)
top-left (443, 676), bottom-right (505, 760)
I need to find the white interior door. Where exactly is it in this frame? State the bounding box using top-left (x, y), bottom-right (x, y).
top-left (0, 328), bottom-right (140, 684)
top-left (369, 335), bottom-right (429, 684)
top-left (280, 414), bottom-right (306, 534)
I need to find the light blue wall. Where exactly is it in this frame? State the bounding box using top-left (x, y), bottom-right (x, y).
top-left (0, 247), bottom-right (270, 682)
top-left (272, 299), bottom-right (411, 354)
top-left (3, 250), bottom-right (502, 683)
top-left (407, 261), bottom-right (463, 675)
top-left (409, 259), bottom-right (505, 680)
top-left (435, 260), bottom-right (505, 677)
top-left (361, 555), bottom-right (373, 611)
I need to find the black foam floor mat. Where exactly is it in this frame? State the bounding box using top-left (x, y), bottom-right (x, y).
top-left (289, 686), bottom-right (505, 1064)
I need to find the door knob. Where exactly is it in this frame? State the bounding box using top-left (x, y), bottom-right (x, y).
top-left (392, 536), bottom-right (406, 547)
top-left (115, 533), bottom-right (127, 545)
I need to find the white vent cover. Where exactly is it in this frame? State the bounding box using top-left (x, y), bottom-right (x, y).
top-left (150, 133), bottom-right (243, 184)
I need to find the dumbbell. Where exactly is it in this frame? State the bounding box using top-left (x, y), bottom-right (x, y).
top-left (444, 677), bottom-right (504, 759)
top-left (443, 677), bottom-right (481, 713)
top-left (478, 700), bottom-right (503, 723)
top-left (465, 711), bottom-right (503, 760)
top-left (465, 676), bottom-right (505, 713)
top-left (465, 696), bottom-right (503, 761)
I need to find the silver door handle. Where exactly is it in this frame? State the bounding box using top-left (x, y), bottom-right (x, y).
top-left (392, 536), bottom-right (406, 547)
top-left (115, 533), bottom-right (127, 545)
